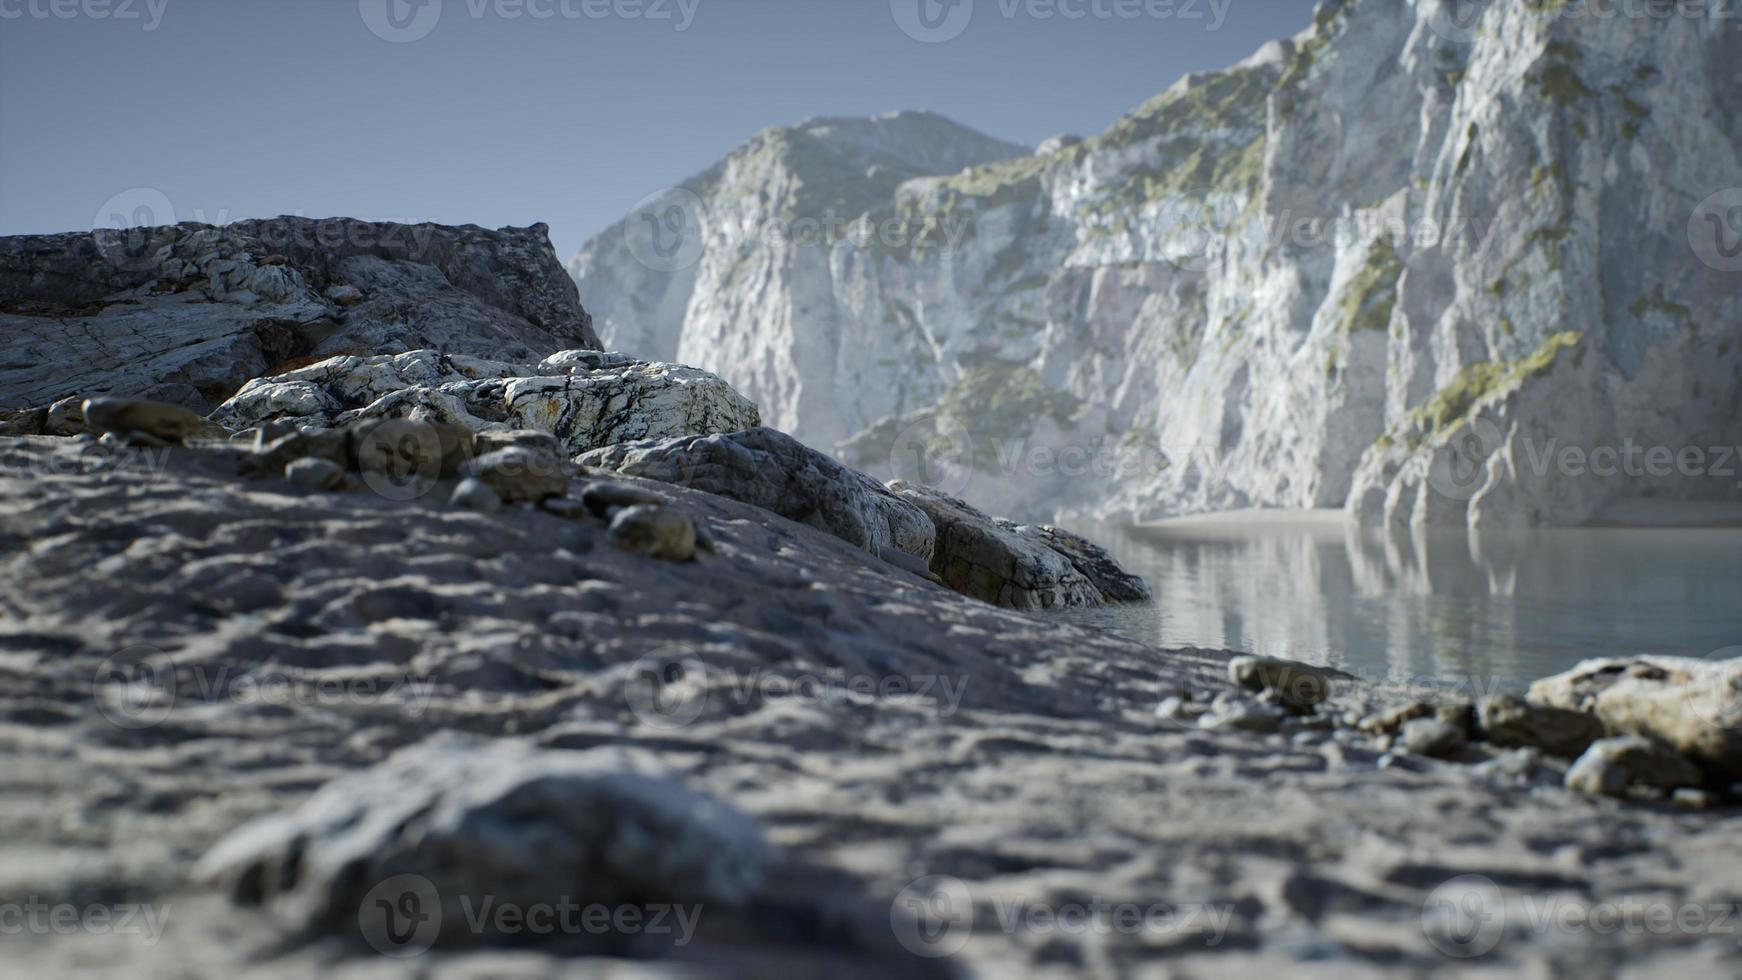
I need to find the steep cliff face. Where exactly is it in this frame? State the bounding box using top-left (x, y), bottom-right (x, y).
top-left (571, 0), bottom-right (1742, 526)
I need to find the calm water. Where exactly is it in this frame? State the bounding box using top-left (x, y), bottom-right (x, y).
top-left (1054, 514), bottom-right (1742, 690)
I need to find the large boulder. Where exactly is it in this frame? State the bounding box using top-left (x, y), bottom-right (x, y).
top-left (212, 348), bottom-right (761, 456)
top-left (196, 738), bottom-right (768, 949)
top-left (888, 482), bottom-right (1114, 610)
top-left (1528, 655), bottom-right (1742, 781)
top-left (0, 218), bottom-right (596, 414)
top-left (579, 427), bottom-right (935, 565)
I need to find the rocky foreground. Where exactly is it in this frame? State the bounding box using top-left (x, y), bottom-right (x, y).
top-left (0, 429), bottom-right (1739, 977)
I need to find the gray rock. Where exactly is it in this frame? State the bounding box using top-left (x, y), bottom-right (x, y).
top-left (252, 426), bottom-right (347, 476)
top-left (1565, 736), bottom-right (1705, 799)
top-left (283, 457), bottom-right (343, 492)
top-left (1198, 696), bottom-right (1285, 734)
top-left (448, 476), bottom-right (502, 514)
top-left (1228, 656), bottom-right (1336, 714)
top-left (195, 738), bottom-right (768, 945)
top-left (606, 504), bottom-right (698, 562)
top-left (1, 219), bottom-right (596, 415)
top-left (212, 348), bottom-right (759, 456)
top-left (1473, 746), bottom-right (1544, 788)
top-left (581, 428), bottom-right (934, 567)
top-left (1400, 718), bottom-right (1464, 758)
top-left (1477, 694), bottom-right (1605, 760)
top-left (44, 396), bottom-right (88, 436)
top-left (347, 417), bottom-right (476, 483)
top-left (473, 428), bottom-right (563, 458)
top-left (1528, 655), bottom-right (1742, 781)
top-left (463, 447), bottom-right (570, 504)
top-left (579, 479), bottom-right (669, 518)
top-left (888, 482), bottom-right (1104, 609)
top-left (80, 396), bottom-right (212, 446)
top-left (1007, 523), bottom-right (1152, 602)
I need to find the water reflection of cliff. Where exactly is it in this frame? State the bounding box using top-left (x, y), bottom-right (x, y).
top-left (1056, 517), bottom-right (1742, 689)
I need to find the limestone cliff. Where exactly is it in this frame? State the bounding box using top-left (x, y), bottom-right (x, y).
top-left (570, 0), bottom-right (1742, 526)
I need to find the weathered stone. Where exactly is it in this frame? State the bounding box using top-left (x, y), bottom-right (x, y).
top-left (1358, 702), bottom-right (1431, 736)
top-left (448, 476), bottom-right (502, 514)
top-left (347, 417), bottom-right (475, 482)
top-left (195, 738), bottom-right (769, 945)
top-left (473, 428), bottom-right (563, 458)
top-left (1477, 694), bottom-right (1604, 759)
top-left (80, 397), bottom-right (210, 446)
top-left (463, 447), bottom-right (570, 503)
top-left (579, 479), bottom-right (669, 518)
top-left (1528, 655), bottom-right (1742, 781)
top-left (2, 219), bottom-right (596, 415)
top-left (1228, 656), bottom-right (1335, 714)
top-left (607, 505), bottom-right (698, 562)
top-left (252, 426), bottom-right (347, 476)
top-left (889, 482), bottom-right (1106, 610)
top-left (1400, 718), bottom-right (1464, 758)
top-left (582, 428), bottom-right (934, 566)
top-left (1198, 695), bottom-right (1285, 734)
top-left (44, 396), bottom-right (88, 436)
top-left (1564, 736), bottom-right (1704, 799)
top-left (212, 348), bottom-right (758, 456)
top-left (283, 457), bottom-right (344, 492)
top-left (1006, 523), bottom-right (1152, 602)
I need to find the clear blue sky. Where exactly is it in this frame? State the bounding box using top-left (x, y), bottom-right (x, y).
top-left (0, 0), bottom-right (1309, 260)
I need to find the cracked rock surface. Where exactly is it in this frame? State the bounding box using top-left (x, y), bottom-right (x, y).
top-left (1, 219), bottom-right (597, 414)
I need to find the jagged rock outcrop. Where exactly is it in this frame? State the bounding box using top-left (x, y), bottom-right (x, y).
top-left (888, 481), bottom-right (1141, 609)
top-left (579, 427), bottom-right (937, 567)
top-left (578, 428), bottom-right (1151, 609)
top-left (570, 1), bottom-right (1742, 527)
top-left (2, 218), bottom-right (597, 414)
top-left (212, 348), bottom-right (760, 455)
